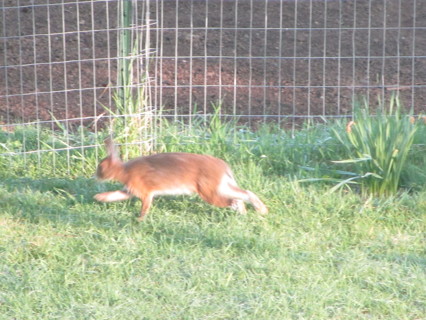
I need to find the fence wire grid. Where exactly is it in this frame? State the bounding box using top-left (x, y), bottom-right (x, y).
top-left (0, 0), bottom-right (425, 166)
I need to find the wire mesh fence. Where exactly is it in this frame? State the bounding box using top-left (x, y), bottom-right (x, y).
top-left (0, 0), bottom-right (425, 172)
top-left (150, 0), bottom-right (425, 123)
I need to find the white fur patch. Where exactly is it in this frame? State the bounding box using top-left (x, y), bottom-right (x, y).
top-left (217, 174), bottom-right (249, 201)
top-left (152, 186), bottom-right (194, 197)
top-left (230, 199), bottom-right (247, 214)
top-left (246, 190), bottom-right (268, 215)
top-left (94, 190), bottom-right (132, 202)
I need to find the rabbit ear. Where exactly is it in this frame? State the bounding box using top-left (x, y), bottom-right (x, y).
top-left (104, 137), bottom-right (120, 161)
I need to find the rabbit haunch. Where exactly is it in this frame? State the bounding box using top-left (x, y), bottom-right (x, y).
top-left (94, 139), bottom-right (268, 220)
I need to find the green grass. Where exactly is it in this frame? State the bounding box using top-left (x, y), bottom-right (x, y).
top-left (1, 176), bottom-right (425, 319)
top-left (0, 118), bottom-right (425, 319)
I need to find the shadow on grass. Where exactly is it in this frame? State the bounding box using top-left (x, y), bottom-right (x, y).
top-left (1, 176), bottom-right (109, 203)
top-left (0, 176), bottom-right (240, 230)
top-left (0, 176), bottom-right (134, 226)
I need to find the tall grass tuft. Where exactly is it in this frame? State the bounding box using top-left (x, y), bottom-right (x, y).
top-left (332, 95), bottom-right (419, 197)
top-left (104, 1), bottom-right (154, 159)
top-left (157, 103), bottom-right (239, 159)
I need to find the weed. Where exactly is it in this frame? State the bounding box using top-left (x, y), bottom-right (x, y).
top-left (332, 95), bottom-right (420, 196)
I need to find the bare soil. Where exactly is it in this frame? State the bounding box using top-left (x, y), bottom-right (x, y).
top-left (1, 0), bottom-right (425, 127)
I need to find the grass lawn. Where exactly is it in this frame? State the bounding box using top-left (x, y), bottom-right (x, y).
top-left (0, 120), bottom-right (425, 319)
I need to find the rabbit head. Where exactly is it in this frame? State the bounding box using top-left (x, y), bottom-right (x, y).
top-left (95, 138), bottom-right (124, 181)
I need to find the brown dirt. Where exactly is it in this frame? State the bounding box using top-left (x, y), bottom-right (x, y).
top-left (1, 0), bottom-right (425, 128)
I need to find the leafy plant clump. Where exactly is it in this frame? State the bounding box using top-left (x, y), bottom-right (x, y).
top-left (332, 96), bottom-right (420, 197)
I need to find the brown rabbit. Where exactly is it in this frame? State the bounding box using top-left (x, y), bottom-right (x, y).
top-left (94, 138), bottom-right (268, 221)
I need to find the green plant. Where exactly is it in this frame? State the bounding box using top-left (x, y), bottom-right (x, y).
top-left (103, 1), bottom-right (154, 160)
top-left (332, 95), bottom-right (419, 196)
top-left (157, 102), bottom-right (239, 160)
